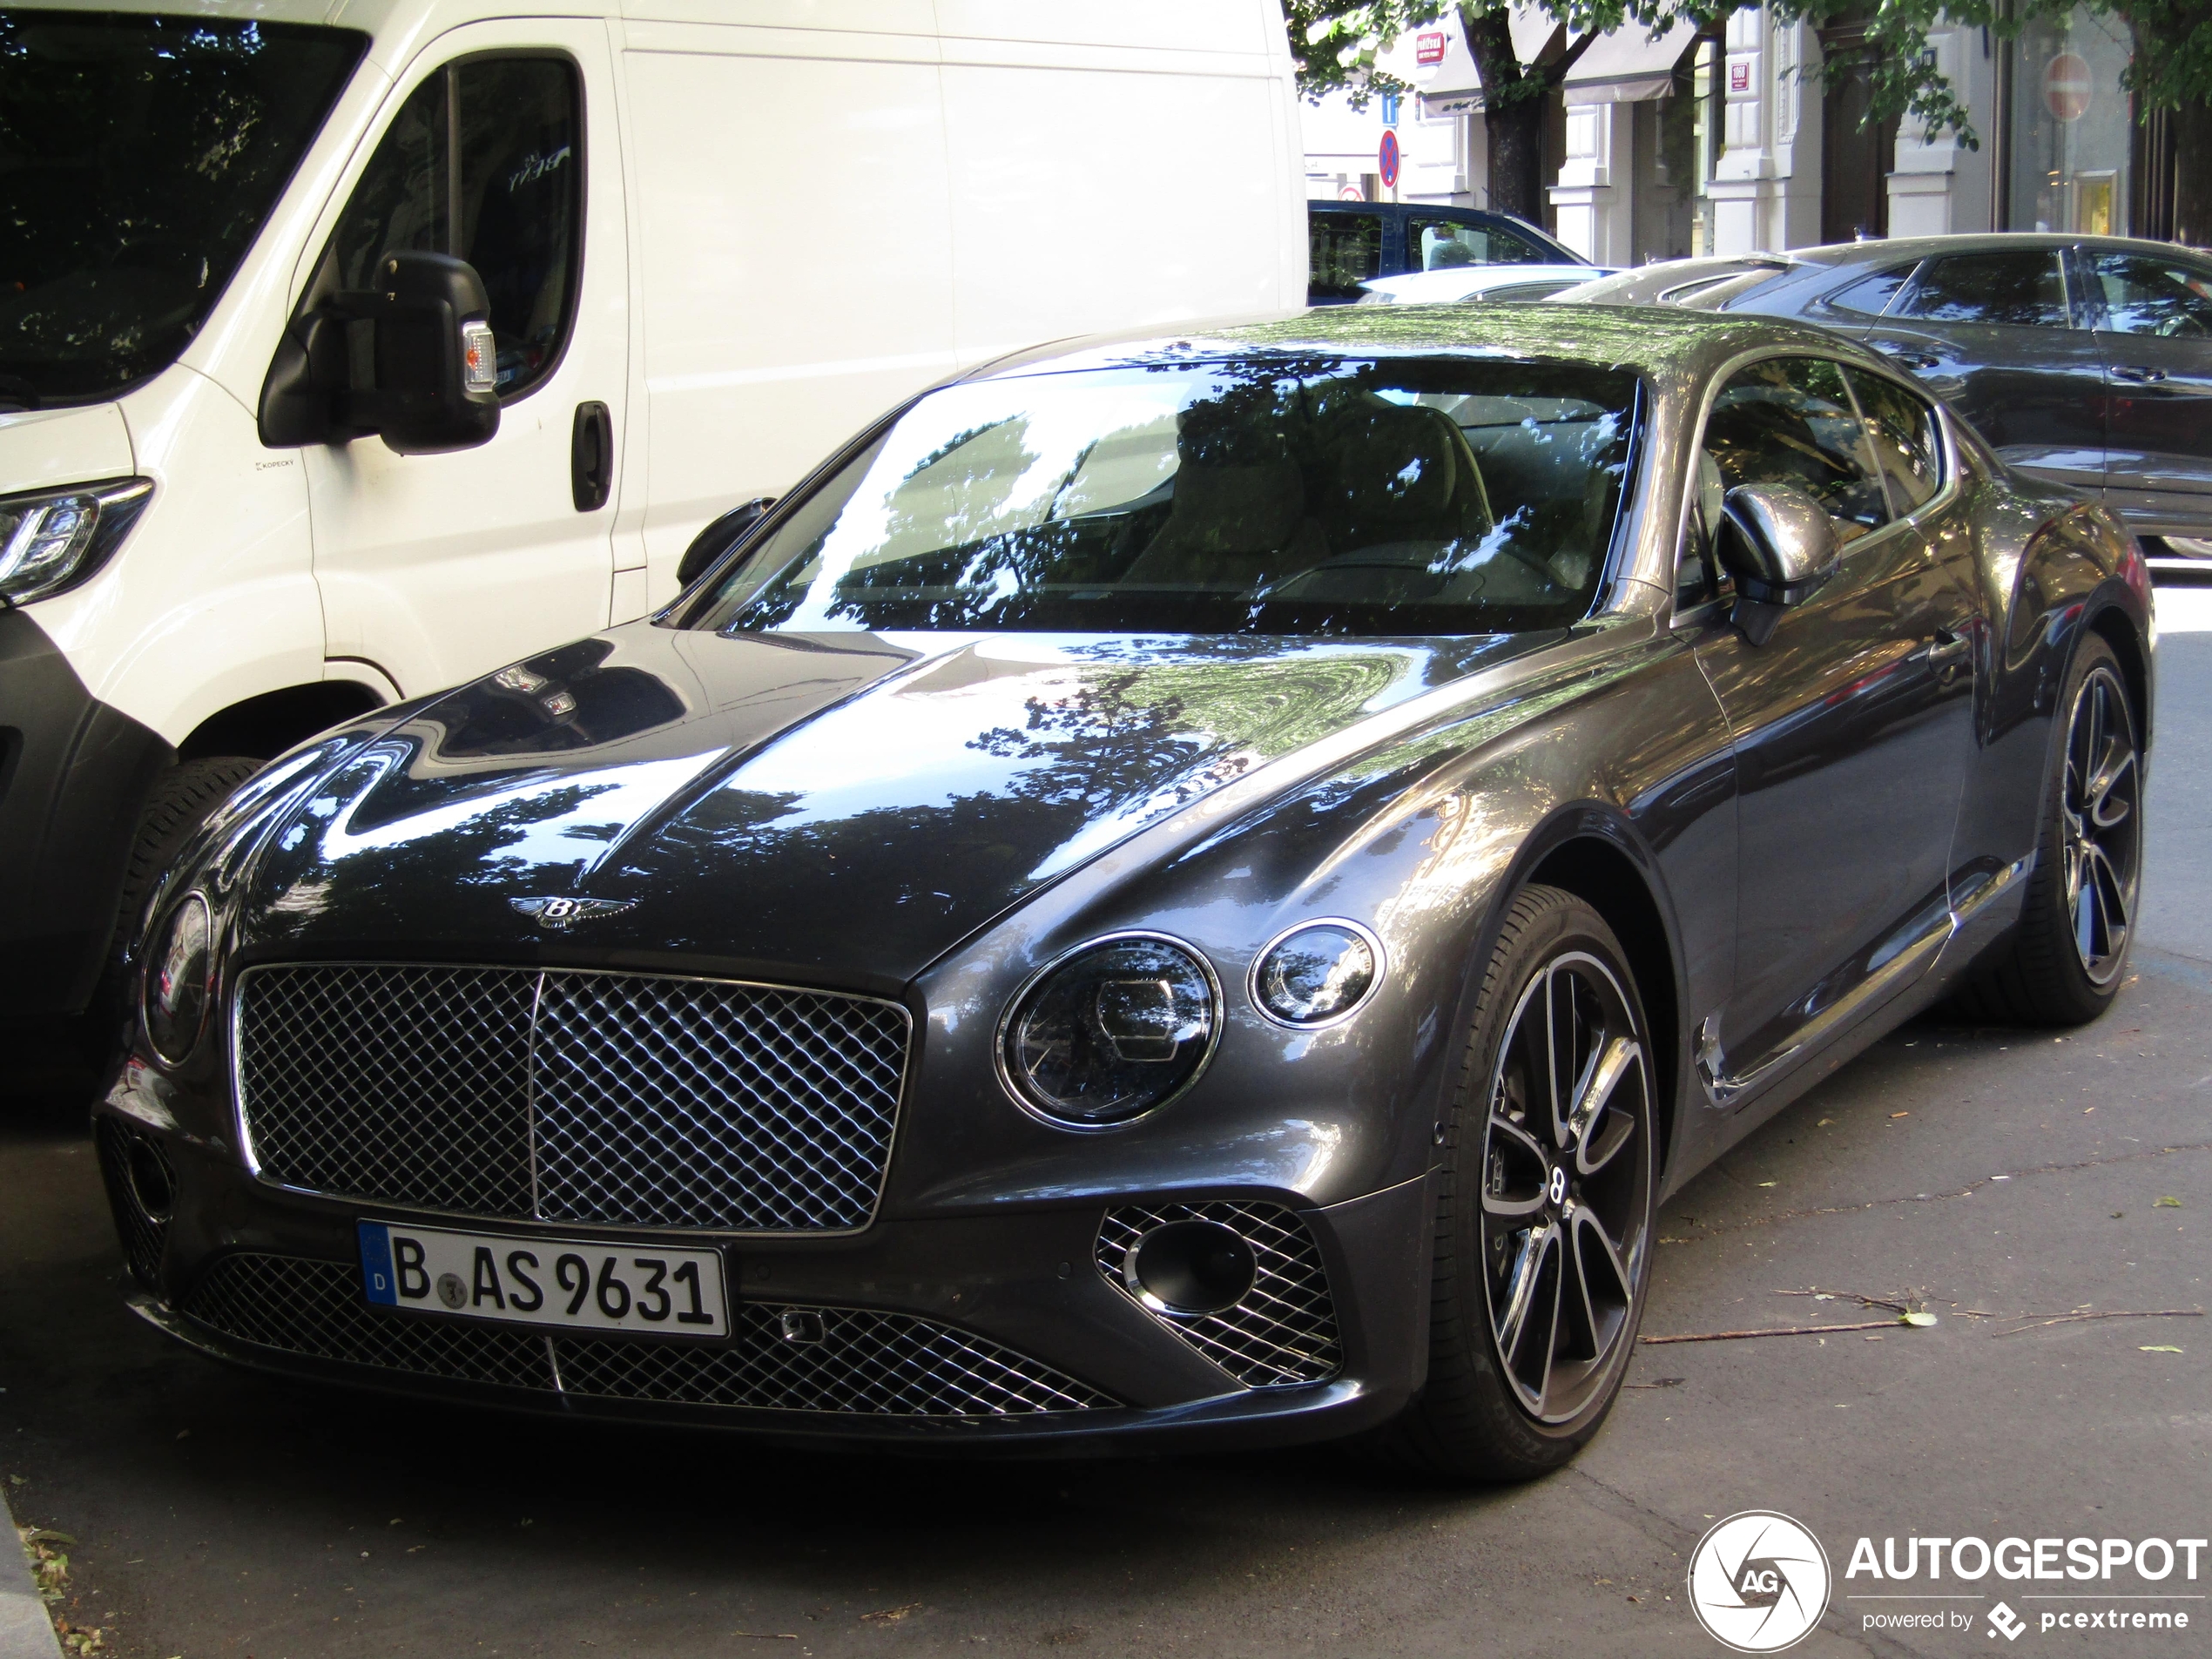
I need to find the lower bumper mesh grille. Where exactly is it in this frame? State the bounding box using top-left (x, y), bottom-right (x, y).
top-left (95, 1117), bottom-right (172, 1291)
top-left (182, 1254), bottom-right (1116, 1418)
top-left (1096, 1201), bottom-right (1341, 1387)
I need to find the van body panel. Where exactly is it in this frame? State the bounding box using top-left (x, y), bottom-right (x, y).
top-left (0, 405), bottom-right (135, 496)
top-left (300, 17), bottom-right (631, 700)
top-left (33, 373), bottom-right (323, 746)
top-left (623, 37), bottom-right (957, 604)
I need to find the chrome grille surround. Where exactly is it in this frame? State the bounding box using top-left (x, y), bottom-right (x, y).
top-left (234, 963), bottom-right (911, 1233)
top-left (182, 1254), bottom-right (1116, 1418)
top-left (1095, 1201), bottom-right (1342, 1387)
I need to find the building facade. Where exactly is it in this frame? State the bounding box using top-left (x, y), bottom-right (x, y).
top-left (1303, 4), bottom-right (2168, 260)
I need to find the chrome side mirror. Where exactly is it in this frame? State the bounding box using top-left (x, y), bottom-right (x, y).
top-left (1713, 482), bottom-right (1839, 645)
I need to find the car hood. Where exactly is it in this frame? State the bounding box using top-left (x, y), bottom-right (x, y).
top-left (238, 622), bottom-right (1547, 988)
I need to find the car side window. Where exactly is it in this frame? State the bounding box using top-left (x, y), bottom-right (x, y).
top-left (2088, 252), bottom-right (2212, 338)
top-left (1842, 368), bottom-right (1944, 516)
top-left (1818, 262), bottom-right (1919, 318)
top-left (1701, 357), bottom-right (1890, 546)
top-left (1308, 213), bottom-right (1383, 300)
top-left (1893, 251), bottom-right (2069, 328)
top-left (307, 56), bottom-right (580, 398)
top-left (1410, 217), bottom-right (1550, 270)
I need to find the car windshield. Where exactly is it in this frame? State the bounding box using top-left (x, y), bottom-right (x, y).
top-left (688, 356), bottom-right (1640, 638)
top-left (0, 10), bottom-right (364, 408)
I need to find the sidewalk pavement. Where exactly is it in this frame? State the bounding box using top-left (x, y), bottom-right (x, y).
top-left (1, 1515), bottom-right (61, 1659)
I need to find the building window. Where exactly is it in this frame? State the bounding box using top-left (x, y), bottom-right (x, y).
top-left (2006, 7), bottom-right (2133, 233)
top-left (1690, 37), bottom-right (1723, 254)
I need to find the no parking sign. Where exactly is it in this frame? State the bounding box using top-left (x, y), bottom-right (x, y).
top-left (1378, 129), bottom-right (1400, 190)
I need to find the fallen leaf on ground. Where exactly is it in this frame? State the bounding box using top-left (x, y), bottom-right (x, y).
top-left (1901, 1312), bottom-right (1938, 1327)
top-left (1889, 1112), bottom-right (1911, 1119)
top-left (2155, 1197), bottom-right (2182, 1208)
top-left (861, 1603), bottom-right (921, 1626)
top-left (2141, 1345), bottom-right (2184, 1353)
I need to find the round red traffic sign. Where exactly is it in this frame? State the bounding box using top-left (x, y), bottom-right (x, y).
top-left (1379, 128), bottom-right (1400, 189)
top-left (2044, 51), bottom-right (2094, 123)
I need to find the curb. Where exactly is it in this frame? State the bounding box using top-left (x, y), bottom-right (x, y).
top-left (1, 1519), bottom-right (63, 1659)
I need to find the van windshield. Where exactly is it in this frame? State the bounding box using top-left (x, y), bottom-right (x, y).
top-left (687, 355), bottom-right (1641, 638)
top-left (0, 11), bottom-right (363, 408)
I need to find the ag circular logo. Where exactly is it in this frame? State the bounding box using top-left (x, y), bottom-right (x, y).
top-left (1688, 1511), bottom-right (1831, 1652)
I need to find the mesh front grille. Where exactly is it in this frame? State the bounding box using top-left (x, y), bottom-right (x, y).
top-left (237, 964), bottom-right (909, 1232)
top-left (181, 1254), bottom-right (1116, 1418)
top-left (556, 1307), bottom-right (1116, 1417)
top-left (1096, 1202), bottom-right (1341, 1387)
top-left (185, 1254), bottom-right (556, 1390)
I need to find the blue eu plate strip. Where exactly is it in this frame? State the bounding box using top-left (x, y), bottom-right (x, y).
top-left (357, 1221), bottom-right (396, 1305)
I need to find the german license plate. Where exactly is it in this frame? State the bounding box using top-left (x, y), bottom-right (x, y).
top-left (357, 1220), bottom-right (729, 1338)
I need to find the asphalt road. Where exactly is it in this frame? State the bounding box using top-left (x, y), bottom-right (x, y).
top-left (3, 599), bottom-right (2207, 1659)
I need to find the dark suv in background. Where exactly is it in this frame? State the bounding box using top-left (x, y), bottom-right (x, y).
top-left (1307, 200), bottom-right (1586, 304)
top-left (1561, 234), bottom-right (2212, 554)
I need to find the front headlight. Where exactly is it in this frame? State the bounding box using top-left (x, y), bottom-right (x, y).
top-left (142, 892), bottom-right (214, 1065)
top-left (999, 934), bottom-right (1220, 1127)
top-left (0, 477), bottom-right (153, 604)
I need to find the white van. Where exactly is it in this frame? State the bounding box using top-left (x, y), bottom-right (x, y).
top-left (0, 0), bottom-right (1305, 1021)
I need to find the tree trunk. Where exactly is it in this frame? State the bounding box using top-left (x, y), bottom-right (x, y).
top-left (1454, 3), bottom-right (1588, 223)
top-left (1486, 96), bottom-right (1548, 220)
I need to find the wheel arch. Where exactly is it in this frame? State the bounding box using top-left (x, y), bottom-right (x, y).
top-left (2087, 604), bottom-right (2152, 754)
top-left (1481, 809), bottom-right (1689, 1186)
top-left (176, 680), bottom-right (386, 764)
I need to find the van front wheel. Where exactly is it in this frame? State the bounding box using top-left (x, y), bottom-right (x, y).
top-left (98, 756), bottom-right (262, 1037)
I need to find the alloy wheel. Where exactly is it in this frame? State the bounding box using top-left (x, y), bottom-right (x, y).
top-left (1478, 949), bottom-right (1652, 1425)
top-left (2060, 664), bottom-right (2141, 987)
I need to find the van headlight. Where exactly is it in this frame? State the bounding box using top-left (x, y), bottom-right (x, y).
top-left (142, 892), bottom-right (215, 1065)
top-left (0, 477), bottom-right (153, 604)
top-left (998, 934), bottom-right (1220, 1127)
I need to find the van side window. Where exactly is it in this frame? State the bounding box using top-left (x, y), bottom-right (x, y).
top-left (1308, 213), bottom-right (1382, 300)
top-left (309, 57), bottom-right (580, 398)
top-left (1408, 218), bottom-right (1552, 270)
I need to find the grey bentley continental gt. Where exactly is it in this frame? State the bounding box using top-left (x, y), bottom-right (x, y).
top-left (101, 305), bottom-right (2152, 1480)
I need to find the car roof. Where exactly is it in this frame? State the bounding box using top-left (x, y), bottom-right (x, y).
top-left (1361, 264), bottom-right (1614, 297)
top-left (962, 302), bottom-right (1884, 388)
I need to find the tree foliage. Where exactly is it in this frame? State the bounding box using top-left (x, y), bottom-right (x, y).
top-left (1285, 1), bottom-right (2205, 159)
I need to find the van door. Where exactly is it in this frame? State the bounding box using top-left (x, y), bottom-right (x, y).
top-left (300, 22), bottom-right (626, 698)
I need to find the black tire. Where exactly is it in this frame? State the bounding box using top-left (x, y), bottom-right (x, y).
top-left (95, 756), bottom-right (262, 1034)
top-left (1368, 885), bottom-right (1659, 1482)
top-left (1950, 632), bottom-right (2141, 1026)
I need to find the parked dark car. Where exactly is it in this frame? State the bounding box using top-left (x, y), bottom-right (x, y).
top-left (104, 305), bottom-right (2149, 1480)
top-left (1561, 233), bottom-right (2212, 553)
top-left (1309, 200), bottom-right (1585, 303)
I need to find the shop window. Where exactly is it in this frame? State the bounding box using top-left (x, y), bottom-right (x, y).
top-left (2005, 10), bottom-right (2134, 233)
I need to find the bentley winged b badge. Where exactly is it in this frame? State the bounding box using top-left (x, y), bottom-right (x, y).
top-left (509, 896), bottom-right (639, 931)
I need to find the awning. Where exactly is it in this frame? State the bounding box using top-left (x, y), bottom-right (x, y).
top-left (1379, 7), bottom-right (1561, 113)
top-left (1560, 20), bottom-right (1701, 105)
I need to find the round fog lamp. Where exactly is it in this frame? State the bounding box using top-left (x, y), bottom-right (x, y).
top-left (999, 934), bottom-right (1220, 1127)
top-left (142, 893), bottom-right (213, 1064)
top-left (1251, 921), bottom-right (1381, 1028)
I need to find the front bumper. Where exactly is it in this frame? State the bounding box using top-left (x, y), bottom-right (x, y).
top-left (0, 609), bottom-right (173, 1015)
top-left (96, 1107), bottom-right (1433, 1451)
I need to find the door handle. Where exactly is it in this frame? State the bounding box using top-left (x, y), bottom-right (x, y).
top-left (570, 401), bottom-right (614, 512)
top-left (1925, 627), bottom-right (1971, 680)
top-left (1884, 347), bottom-right (1941, 371)
top-left (2111, 364), bottom-right (2168, 385)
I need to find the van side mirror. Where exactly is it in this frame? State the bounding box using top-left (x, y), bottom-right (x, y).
top-left (677, 496), bottom-right (778, 588)
top-left (258, 252), bottom-right (501, 455)
top-left (1713, 482), bottom-right (1839, 645)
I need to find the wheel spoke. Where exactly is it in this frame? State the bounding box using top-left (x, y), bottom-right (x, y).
top-left (1568, 1036), bottom-right (1640, 1176)
top-left (1544, 965), bottom-right (1569, 1150)
top-left (1481, 1116), bottom-right (1550, 1218)
top-left (2087, 746), bottom-right (2135, 830)
top-left (1495, 1223), bottom-right (1556, 1371)
top-left (2086, 843), bottom-right (2131, 957)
